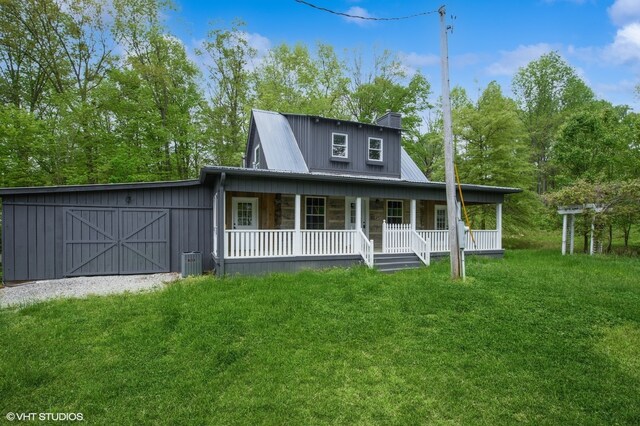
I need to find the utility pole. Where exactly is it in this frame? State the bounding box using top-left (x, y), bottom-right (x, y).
top-left (439, 5), bottom-right (460, 279)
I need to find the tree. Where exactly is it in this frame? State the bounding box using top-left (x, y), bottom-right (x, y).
top-left (404, 110), bottom-right (444, 180)
top-left (452, 82), bottom-right (536, 230)
top-left (198, 21), bottom-right (256, 166)
top-left (512, 51), bottom-right (594, 194)
top-left (554, 102), bottom-right (631, 185)
top-left (346, 49), bottom-right (430, 140)
top-left (253, 42), bottom-right (349, 118)
top-left (0, 105), bottom-right (51, 186)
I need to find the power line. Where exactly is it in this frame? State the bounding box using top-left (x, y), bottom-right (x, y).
top-left (294, 0), bottom-right (439, 21)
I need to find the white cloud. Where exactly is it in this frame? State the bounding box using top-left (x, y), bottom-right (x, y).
top-left (343, 6), bottom-right (375, 26)
top-left (485, 43), bottom-right (555, 76)
top-left (241, 31), bottom-right (272, 59)
top-left (594, 79), bottom-right (637, 94)
top-left (400, 52), bottom-right (439, 68)
top-left (608, 0), bottom-right (640, 26)
top-left (605, 22), bottom-right (640, 64)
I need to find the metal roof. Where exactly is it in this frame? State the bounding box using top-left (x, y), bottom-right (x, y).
top-left (400, 147), bottom-right (429, 183)
top-left (0, 179), bottom-right (200, 196)
top-left (252, 109), bottom-right (309, 173)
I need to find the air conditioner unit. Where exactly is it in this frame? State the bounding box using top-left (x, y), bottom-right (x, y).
top-left (181, 252), bottom-right (202, 278)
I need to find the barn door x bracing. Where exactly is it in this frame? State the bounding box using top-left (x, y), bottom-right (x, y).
top-left (63, 208), bottom-right (170, 276)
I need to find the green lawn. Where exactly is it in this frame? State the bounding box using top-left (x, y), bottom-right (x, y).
top-left (1, 250), bottom-right (639, 424)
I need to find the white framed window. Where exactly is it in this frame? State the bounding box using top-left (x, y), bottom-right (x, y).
top-left (435, 205), bottom-right (448, 230)
top-left (331, 133), bottom-right (348, 158)
top-left (368, 137), bottom-right (383, 161)
top-left (386, 200), bottom-right (403, 224)
top-left (305, 196), bottom-right (326, 230)
top-left (253, 145), bottom-right (261, 169)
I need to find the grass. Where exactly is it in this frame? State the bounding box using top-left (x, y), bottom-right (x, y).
top-left (1, 250), bottom-right (639, 425)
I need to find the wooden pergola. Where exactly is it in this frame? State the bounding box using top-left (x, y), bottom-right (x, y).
top-left (557, 204), bottom-right (605, 255)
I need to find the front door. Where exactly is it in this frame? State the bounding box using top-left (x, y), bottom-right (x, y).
top-left (232, 197), bottom-right (259, 230)
top-left (345, 197), bottom-right (369, 237)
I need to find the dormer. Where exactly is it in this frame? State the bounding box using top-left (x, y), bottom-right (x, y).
top-left (245, 109), bottom-right (427, 183)
top-left (284, 112), bottom-right (403, 179)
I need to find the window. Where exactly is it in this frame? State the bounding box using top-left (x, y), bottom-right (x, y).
top-left (386, 200), bottom-right (403, 224)
top-left (331, 133), bottom-right (348, 158)
top-left (306, 197), bottom-right (326, 230)
top-left (368, 137), bottom-right (383, 161)
top-left (253, 145), bottom-right (261, 169)
top-left (435, 205), bottom-right (448, 230)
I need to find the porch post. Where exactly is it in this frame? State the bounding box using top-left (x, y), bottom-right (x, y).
top-left (294, 194), bottom-right (301, 256)
top-left (561, 214), bottom-right (567, 255)
top-left (496, 202), bottom-right (502, 250)
top-left (410, 199), bottom-right (416, 231)
top-left (355, 197), bottom-right (362, 232)
top-left (218, 173), bottom-right (227, 275)
top-left (590, 220), bottom-right (595, 255)
top-left (569, 214), bottom-right (575, 255)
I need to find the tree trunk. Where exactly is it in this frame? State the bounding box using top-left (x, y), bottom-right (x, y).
top-left (624, 224), bottom-right (631, 247)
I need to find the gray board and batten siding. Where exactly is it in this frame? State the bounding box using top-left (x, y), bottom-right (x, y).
top-left (1, 181), bottom-right (213, 282)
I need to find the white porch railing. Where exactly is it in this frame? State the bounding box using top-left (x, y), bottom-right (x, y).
top-left (382, 222), bottom-right (430, 265)
top-left (225, 229), bottom-right (364, 259)
top-left (301, 230), bottom-right (358, 256)
top-left (411, 231), bottom-right (430, 266)
top-left (382, 222), bottom-right (412, 253)
top-left (226, 230), bottom-right (295, 258)
top-left (417, 230), bottom-right (501, 253)
top-left (357, 229), bottom-right (374, 268)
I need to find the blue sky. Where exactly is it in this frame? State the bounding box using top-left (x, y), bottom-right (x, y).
top-left (166, 0), bottom-right (640, 111)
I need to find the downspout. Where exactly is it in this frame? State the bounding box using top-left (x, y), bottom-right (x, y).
top-left (218, 172), bottom-right (226, 276)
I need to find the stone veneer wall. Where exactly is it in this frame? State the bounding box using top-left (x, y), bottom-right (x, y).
top-left (274, 195), bottom-right (439, 250)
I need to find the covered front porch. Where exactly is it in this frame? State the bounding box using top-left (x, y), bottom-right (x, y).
top-left (205, 167), bottom-right (515, 275)
top-left (217, 191), bottom-right (503, 269)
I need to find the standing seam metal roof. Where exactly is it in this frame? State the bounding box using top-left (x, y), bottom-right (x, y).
top-left (400, 147), bottom-right (429, 183)
top-left (252, 109), bottom-right (309, 173)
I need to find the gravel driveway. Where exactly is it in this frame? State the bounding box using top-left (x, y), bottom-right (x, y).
top-left (0, 273), bottom-right (180, 308)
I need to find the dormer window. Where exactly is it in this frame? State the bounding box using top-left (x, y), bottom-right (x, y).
top-left (331, 133), bottom-right (348, 159)
top-left (368, 137), bottom-right (383, 162)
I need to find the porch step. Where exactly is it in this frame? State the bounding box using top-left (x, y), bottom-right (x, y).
top-left (374, 253), bottom-right (423, 273)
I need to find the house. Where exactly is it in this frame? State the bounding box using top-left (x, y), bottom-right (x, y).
top-left (0, 109), bottom-right (519, 282)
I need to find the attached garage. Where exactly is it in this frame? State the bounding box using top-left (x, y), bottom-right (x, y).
top-left (1, 180), bottom-right (213, 282)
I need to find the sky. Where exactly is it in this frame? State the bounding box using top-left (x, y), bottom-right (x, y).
top-left (165, 0), bottom-right (640, 112)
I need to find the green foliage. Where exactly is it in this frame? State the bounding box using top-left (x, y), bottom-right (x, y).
top-left (346, 49), bottom-right (431, 139)
top-left (253, 42), bottom-right (350, 118)
top-left (452, 82), bottom-right (539, 231)
top-left (547, 179), bottom-right (640, 249)
top-left (512, 51), bottom-right (594, 193)
top-left (1, 251), bottom-right (640, 423)
top-left (554, 102), bottom-right (634, 184)
top-left (0, 105), bottom-right (50, 186)
top-left (198, 20), bottom-right (255, 166)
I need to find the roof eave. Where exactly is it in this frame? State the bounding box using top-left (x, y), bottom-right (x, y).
top-left (199, 166), bottom-right (521, 194)
top-left (0, 179), bottom-right (201, 196)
